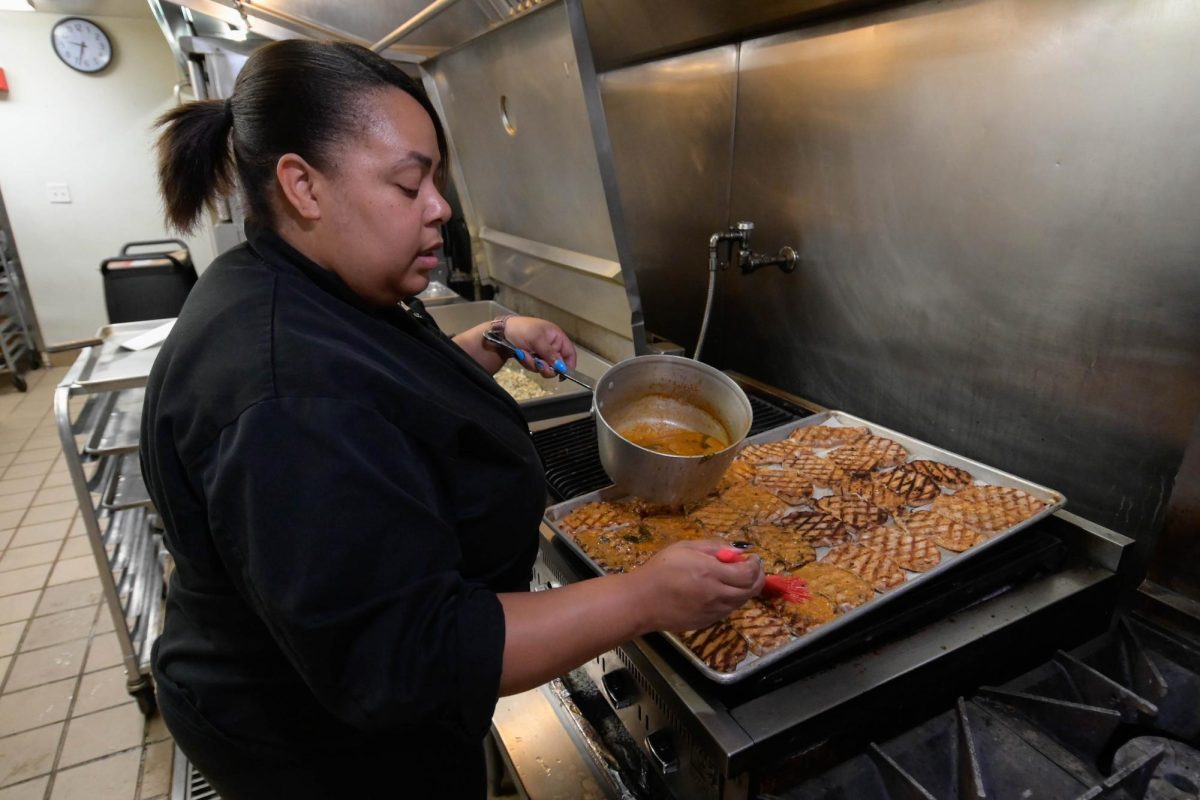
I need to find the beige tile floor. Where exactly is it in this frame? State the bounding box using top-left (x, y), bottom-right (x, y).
top-left (0, 366), bottom-right (173, 800)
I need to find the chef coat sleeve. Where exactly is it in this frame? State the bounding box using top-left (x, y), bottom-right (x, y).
top-left (193, 395), bottom-right (506, 736)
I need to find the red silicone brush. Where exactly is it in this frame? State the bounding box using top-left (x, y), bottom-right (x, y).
top-left (716, 547), bottom-right (811, 603)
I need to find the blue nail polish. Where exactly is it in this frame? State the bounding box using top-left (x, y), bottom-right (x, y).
top-left (513, 348), bottom-right (525, 361)
top-left (553, 359), bottom-right (567, 373)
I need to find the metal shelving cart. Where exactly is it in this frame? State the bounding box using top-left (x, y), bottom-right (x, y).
top-left (54, 319), bottom-right (174, 714)
top-left (0, 233), bottom-right (40, 391)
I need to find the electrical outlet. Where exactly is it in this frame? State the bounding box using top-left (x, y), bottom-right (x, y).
top-left (47, 183), bottom-right (72, 204)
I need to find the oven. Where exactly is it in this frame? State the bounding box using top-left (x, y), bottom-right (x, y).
top-left (487, 374), bottom-right (1199, 800)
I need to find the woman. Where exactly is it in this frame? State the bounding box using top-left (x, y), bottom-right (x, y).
top-left (144, 39), bottom-right (763, 799)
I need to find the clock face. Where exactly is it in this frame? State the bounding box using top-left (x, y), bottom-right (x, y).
top-left (51, 17), bottom-right (113, 74)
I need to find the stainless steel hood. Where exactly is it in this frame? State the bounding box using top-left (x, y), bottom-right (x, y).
top-left (159, 0), bottom-right (549, 61)
top-left (578, 0), bottom-right (894, 71)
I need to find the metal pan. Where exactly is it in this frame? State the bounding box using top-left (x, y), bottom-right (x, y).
top-left (543, 410), bottom-right (1067, 684)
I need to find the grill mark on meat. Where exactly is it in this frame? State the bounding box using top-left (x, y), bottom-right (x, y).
top-left (788, 425), bottom-right (870, 448)
top-left (784, 454), bottom-right (848, 487)
top-left (777, 510), bottom-right (853, 547)
top-left (858, 525), bottom-right (941, 572)
top-left (791, 562), bottom-right (874, 611)
top-left (822, 543), bottom-right (906, 591)
top-left (751, 467), bottom-right (814, 506)
top-left (904, 459), bottom-right (974, 490)
top-left (816, 494), bottom-right (890, 530)
top-left (725, 599), bottom-right (793, 656)
top-left (902, 509), bottom-right (986, 551)
top-left (875, 468), bottom-right (941, 505)
top-left (678, 622), bottom-right (749, 672)
top-left (559, 501), bottom-right (640, 533)
top-left (739, 440), bottom-right (813, 465)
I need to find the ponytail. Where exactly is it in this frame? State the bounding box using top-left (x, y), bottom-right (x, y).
top-left (154, 99), bottom-right (235, 234)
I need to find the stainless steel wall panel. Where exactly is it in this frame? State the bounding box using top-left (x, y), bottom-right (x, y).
top-left (581, 0), bottom-right (892, 72)
top-left (599, 0), bottom-right (1200, 549)
top-left (599, 46), bottom-right (738, 355)
top-left (428, 4), bottom-right (620, 258)
top-left (425, 3), bottom-right (634, 342)
top-left (720, 0), bottom-right (1200, 541)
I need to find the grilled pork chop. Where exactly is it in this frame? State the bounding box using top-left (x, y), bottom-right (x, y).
top-left (716, 459), bottom-right (758, 492)
top-left (767, 594), bottom-right (837, 635)
top-left (640, 515), bottom-right (706, 543)
top-left (834, 476), bottom-right (908, 512)
top-left (791, 562), bottom-right (874, 611)
top-left (688, 502), bottom-right (753, 539)
top-left (825, 446), bottom-right (882, 474)
top-left (787, 424), bottom-right (870, 448)
top-left (741, 524), bottom-right (817, 571)
top-left (776, 510), bottom-right (853, 547)
top-left (946, 485), bottom-right (1047, 530)
top-left (725, 599), bottom-right (793, 656)
top-left (822, 543), bottom-right (905, 591)
top-left (678, 622), bottom-right (749, 672)
top-left (857, 525), bottom-right (941, 572)
top-left (901, 509), bottom-right (985, 551)
top-left (816, 494), bottom-right (890, 530)
top-left (785, 454), bottom-right (848, 487)
top-left (559, 501), bottom-right (640, 533)
top-left (853, 436), bottom-right (910, 468)
top-left (903, 459), bottom-right (974, 490)
top-left (752, 467), bottom-right (814, 506)
top-left (739, 440), bottom-right (813, 465)
top-left (569, 525), bottom-right (638, 573)
top-left (720, 484), bottom-right (791, 524)
top-left (875, 467), bottom-right (941, 505)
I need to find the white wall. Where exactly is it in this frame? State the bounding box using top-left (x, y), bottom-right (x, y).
top-left (0, 10), bottom-right (215, 344)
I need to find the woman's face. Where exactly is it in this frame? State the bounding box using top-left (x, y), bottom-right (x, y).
top-left (319, 87), bottom-right (451, 306)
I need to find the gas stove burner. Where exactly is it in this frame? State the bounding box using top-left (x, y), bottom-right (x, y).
top-left (1113, 738), bottom-right (1200, 800)
top-left (781, 614), bottom-right (1200, 799)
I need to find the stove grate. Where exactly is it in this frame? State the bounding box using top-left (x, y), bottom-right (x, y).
top-left (533, 392), bottom-right (811, 502)
top-left (775, 614), bottom-right (1200, 799)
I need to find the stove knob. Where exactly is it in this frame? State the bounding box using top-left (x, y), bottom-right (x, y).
top-left (601, 668), bottom-right (637, 709)
top-left (645, 729), bottom-right (679, 774)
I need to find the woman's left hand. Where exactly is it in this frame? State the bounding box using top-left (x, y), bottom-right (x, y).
top-left (504, 317), bottom-right (577, 378)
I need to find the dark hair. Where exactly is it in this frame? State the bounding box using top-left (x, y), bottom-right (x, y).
top-left (154, 40), bottom-right (447, 233)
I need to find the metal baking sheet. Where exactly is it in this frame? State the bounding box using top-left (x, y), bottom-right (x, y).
top-left (67, 319), bottom-right (174, 393)
top-left (543, 410), bottom-right (1067, 684)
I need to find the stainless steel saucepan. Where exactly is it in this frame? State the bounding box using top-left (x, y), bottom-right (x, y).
top-left (593, 355), bottom-right (752, 504)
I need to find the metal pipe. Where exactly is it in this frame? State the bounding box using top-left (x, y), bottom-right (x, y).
top-left (371, 0), bottom-right (463, 52)
top-left (693, 267), bottom-right (717, 362)
top-left (696, 223), bottom-right (753, 361)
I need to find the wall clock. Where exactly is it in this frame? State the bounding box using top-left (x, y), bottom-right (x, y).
top-left (51, 17), bottom-right (113, 74)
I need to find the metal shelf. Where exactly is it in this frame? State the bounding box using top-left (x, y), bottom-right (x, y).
top-left (55, 328), bottom-right (170, 715)
top-left (85, 388), bottom-right (145, 456)
top-left (99, 453), bottom-right (152, 510)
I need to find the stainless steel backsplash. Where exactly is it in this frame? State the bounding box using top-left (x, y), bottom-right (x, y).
top-left (597, 0), bottom-right (1200, 550)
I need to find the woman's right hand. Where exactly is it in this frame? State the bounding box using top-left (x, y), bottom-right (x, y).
top-left (630, 540), bottom-right (766, 633)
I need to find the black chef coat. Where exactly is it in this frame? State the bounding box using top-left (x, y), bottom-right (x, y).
top-left (141, 223), bottom-right (544, 799)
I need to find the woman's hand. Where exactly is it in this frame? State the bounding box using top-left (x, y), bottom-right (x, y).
top-left (628, 540), bottom-right (765, 634)
top-left (503, 317), bottom-right (577, 378)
